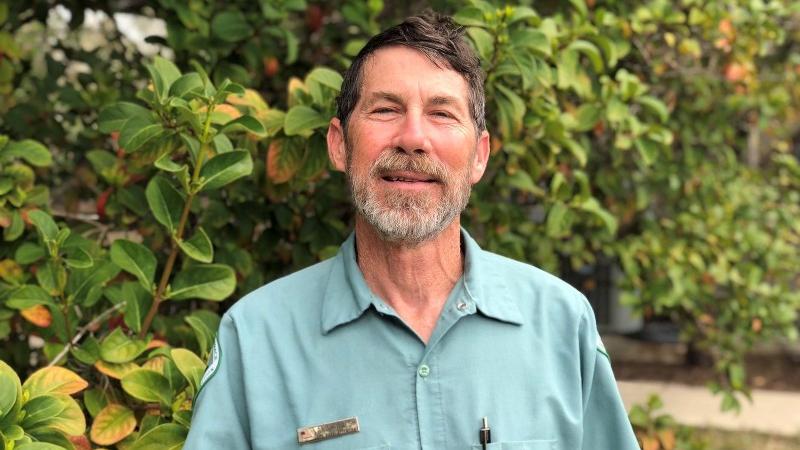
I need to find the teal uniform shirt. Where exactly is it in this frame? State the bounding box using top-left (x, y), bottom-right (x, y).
top-left (185, 230), bottom-right (639, 450)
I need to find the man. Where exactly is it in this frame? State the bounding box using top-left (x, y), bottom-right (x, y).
top-left (185, 13), bottom-right (639, 450)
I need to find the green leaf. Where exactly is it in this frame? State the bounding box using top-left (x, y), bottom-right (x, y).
top-left (508, 5), bottom-right (539, 24)
top-left (66, 261), bottom-right (120, 307)
top-left (3, 211), bottom-right (24, 241)
top-left (16, 444), bottom-right (66, 450)
top-left (306, 67), bottom-right (343, 91)
top-left (546, 202), bottom-right (571, 237)
top-left (219, 115), bottom-right (267, 137)
top-left (453, 7), bottom-right (487, 28)
top-left (27, 210), bottom-right (58, 242)
top-left (567, 40), bottom-right (604, 72)
top-left (6, 285), bottom-right (54, 309)
top-left (185, 311), bottom-right (220, 356)
top-left (145, 175), bottom-right (184, 232)
top-left (576, 198), bottom-right (618, 235)
top-left (467, 27), bottom-right (493, 61)
top-left (36, 260), bottom-right (66, 296)
top-left (15, 242), bottom-right (45, 264)
top-left (283, 105), bottom-right (328, 136)
top-left (634, 138), bottom-right (659, 166)
top-left (170, 348), bottom-right (205, 392)
top-left (86, 149), bottom-right (117, 174)
top-left (494, 83), bottom-right (526, 137)
top-left (151, 56), bottom-right (181, 95)
top-left (122, 282), bottom-right (153, 334)
top-left (262, 109), bottom-right (286, 136)
top-left (511, 29), bottom-right (550, 57)
top-left (110, 240), bottom-right (157, 289)
top-left (98, 102), bottom-right (153, 133)
top-left (169, 73), bottom-right (204, 99)
top-left (99, 328), bottom-right (148, 364)
top-left (198, 150), bottom-right (253, 191)
top-left (572, 103), bottom-right (603, 132)
top-left (506, 171), bottom-right (545, 197)
top-left (121, 369), bottom-right (173, 406)
top-left (637, 95), bottom-right (670, 123)
top-left (64, 247), bottom-right (93, 269)
top-left (177, 227), bottom-right (213, 263)
top-left (212, 133), bottom-right (233, 153)
top-left (119, 118), bottom-right (164, 153)
top-left (211, 10), bottom-right (253, 43)
top-left (0, 360), bottom-right (22, 425)
top-left (19, 394), bottom-right (64, 429)
top-left (129, 423), bottom-right (188, 450)
top-left (168, 264), bottom-right (236, 301)
top-left (3, 140), bottom-right (52, 167)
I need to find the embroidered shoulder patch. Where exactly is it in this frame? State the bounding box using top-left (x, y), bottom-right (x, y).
top-left (199, 337), bottom-right (221, 391)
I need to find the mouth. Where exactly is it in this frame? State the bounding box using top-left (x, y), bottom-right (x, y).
top-left (379, 171), bottom-right (440, 184)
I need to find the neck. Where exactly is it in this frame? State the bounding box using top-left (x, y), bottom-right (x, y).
top-left (354, 216), bottom-right (463, 342)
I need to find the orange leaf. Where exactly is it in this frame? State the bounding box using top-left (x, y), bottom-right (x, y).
top-left (90, 403), bottom-right (136, 446)
top-left (21, 305), bottom-right (52, 327)
top-left (658, 429), bottom-right (676, 450)
top-left (142, 356), bottom-right (167, 374)
top-left (69, 435), bottom-right (92, 450)
top-left (266, 139), bottom-right (299, 184)
top-left (23, 366), bottom-right (89, 398)
top-left (215, 104), bottom-right (242, 121)
top-left (146, 339), bottom-right (168, 350)
top-left (94, 361), bottom-right (139, 380)
top-left (640, 436), bottom-right (660, 450)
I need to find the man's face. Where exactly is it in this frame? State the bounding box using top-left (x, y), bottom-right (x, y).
top-left (327, 46), bottom-right (490, 245)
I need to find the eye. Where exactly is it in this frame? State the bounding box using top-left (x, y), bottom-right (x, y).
top-left (372, 107), bottom-right (396, 114)
top-left (431, 110), bottom-right (455, 119)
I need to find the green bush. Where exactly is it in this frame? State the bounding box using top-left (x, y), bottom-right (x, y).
top-left (1, 0), bottom-right (799, 447)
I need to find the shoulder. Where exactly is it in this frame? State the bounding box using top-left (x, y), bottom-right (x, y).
top-left (479, 249), bottom-right (591, 320)
top-left (224, 256), bottom-right (338, 323)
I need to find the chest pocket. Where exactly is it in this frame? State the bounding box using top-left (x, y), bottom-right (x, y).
top-left (471, 440), bottom-right (557, 450)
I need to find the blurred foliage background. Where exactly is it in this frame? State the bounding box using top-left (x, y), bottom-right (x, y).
top-left (1, 0), bottom-right (800, 448)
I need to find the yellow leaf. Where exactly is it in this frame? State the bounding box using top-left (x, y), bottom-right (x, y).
top-left (23, 366), bottom-right (89, 398)
top-left (226, 89), bottom-right (268, 112)
top-left (0, 259), bottom-right (23, 283)
top-left (21, 305), bottom-right (52, 327)
top-left (142, 356), bottom-right (167, 374)
top-left (90, 403), bottom-right (136, 446)
top-left (214, 104), bottom-right (242, 122)
top-left (266, 139), bottom-right (299, 184)
top-left (94, 361), bottom-right (139, 380)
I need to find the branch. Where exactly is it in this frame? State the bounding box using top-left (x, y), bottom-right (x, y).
top-left (47, 302), bottom-right (127, 368)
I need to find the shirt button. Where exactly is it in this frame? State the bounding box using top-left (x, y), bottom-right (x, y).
top-left (457, 301), bottom-right (468, 311)
top-left (418, 364), bottom-right (430, 378)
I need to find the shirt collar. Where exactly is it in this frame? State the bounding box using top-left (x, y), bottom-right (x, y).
top-left (321, 228), bottom-right (523, 334)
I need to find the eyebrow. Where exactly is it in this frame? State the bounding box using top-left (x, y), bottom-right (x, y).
top-left (362, 91), bottom-right (403, 109)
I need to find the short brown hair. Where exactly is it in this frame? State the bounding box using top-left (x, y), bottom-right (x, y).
top-left (335, 13), bottom-right (486, 134)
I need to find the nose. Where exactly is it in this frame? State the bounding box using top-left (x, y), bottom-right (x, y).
top-left (392, 109), bottom-right (431, 154)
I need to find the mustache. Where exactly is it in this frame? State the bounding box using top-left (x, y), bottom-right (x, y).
top-left (369, 151), bottom-right (449, 182)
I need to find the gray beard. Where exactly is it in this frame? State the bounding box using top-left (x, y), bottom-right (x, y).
top-left (347, 150), bottom-right (473, 246)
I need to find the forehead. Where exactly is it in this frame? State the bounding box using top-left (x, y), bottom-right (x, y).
top-left (359, 46), bottom-right (470, 106)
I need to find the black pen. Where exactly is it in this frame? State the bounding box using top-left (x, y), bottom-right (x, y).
top-left (480, 417), bottom-right (491, 450)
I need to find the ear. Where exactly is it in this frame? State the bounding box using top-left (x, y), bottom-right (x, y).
top-left (470, 130), bottom-right (491, 184)
top-left (327, 117), bottom-right (347, 172)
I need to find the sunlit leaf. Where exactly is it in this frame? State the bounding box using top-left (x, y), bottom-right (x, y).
top-left (90, 404), bottom-right (136, 446)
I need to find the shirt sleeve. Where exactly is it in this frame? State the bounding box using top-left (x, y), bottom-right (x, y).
top-left (578, 301), bottom-right (640, 450)
top-left (184, 313), bottom-right (251, 449)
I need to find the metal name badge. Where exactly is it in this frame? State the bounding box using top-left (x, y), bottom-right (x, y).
top-left (297, 417), bottom-right (360, 444)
